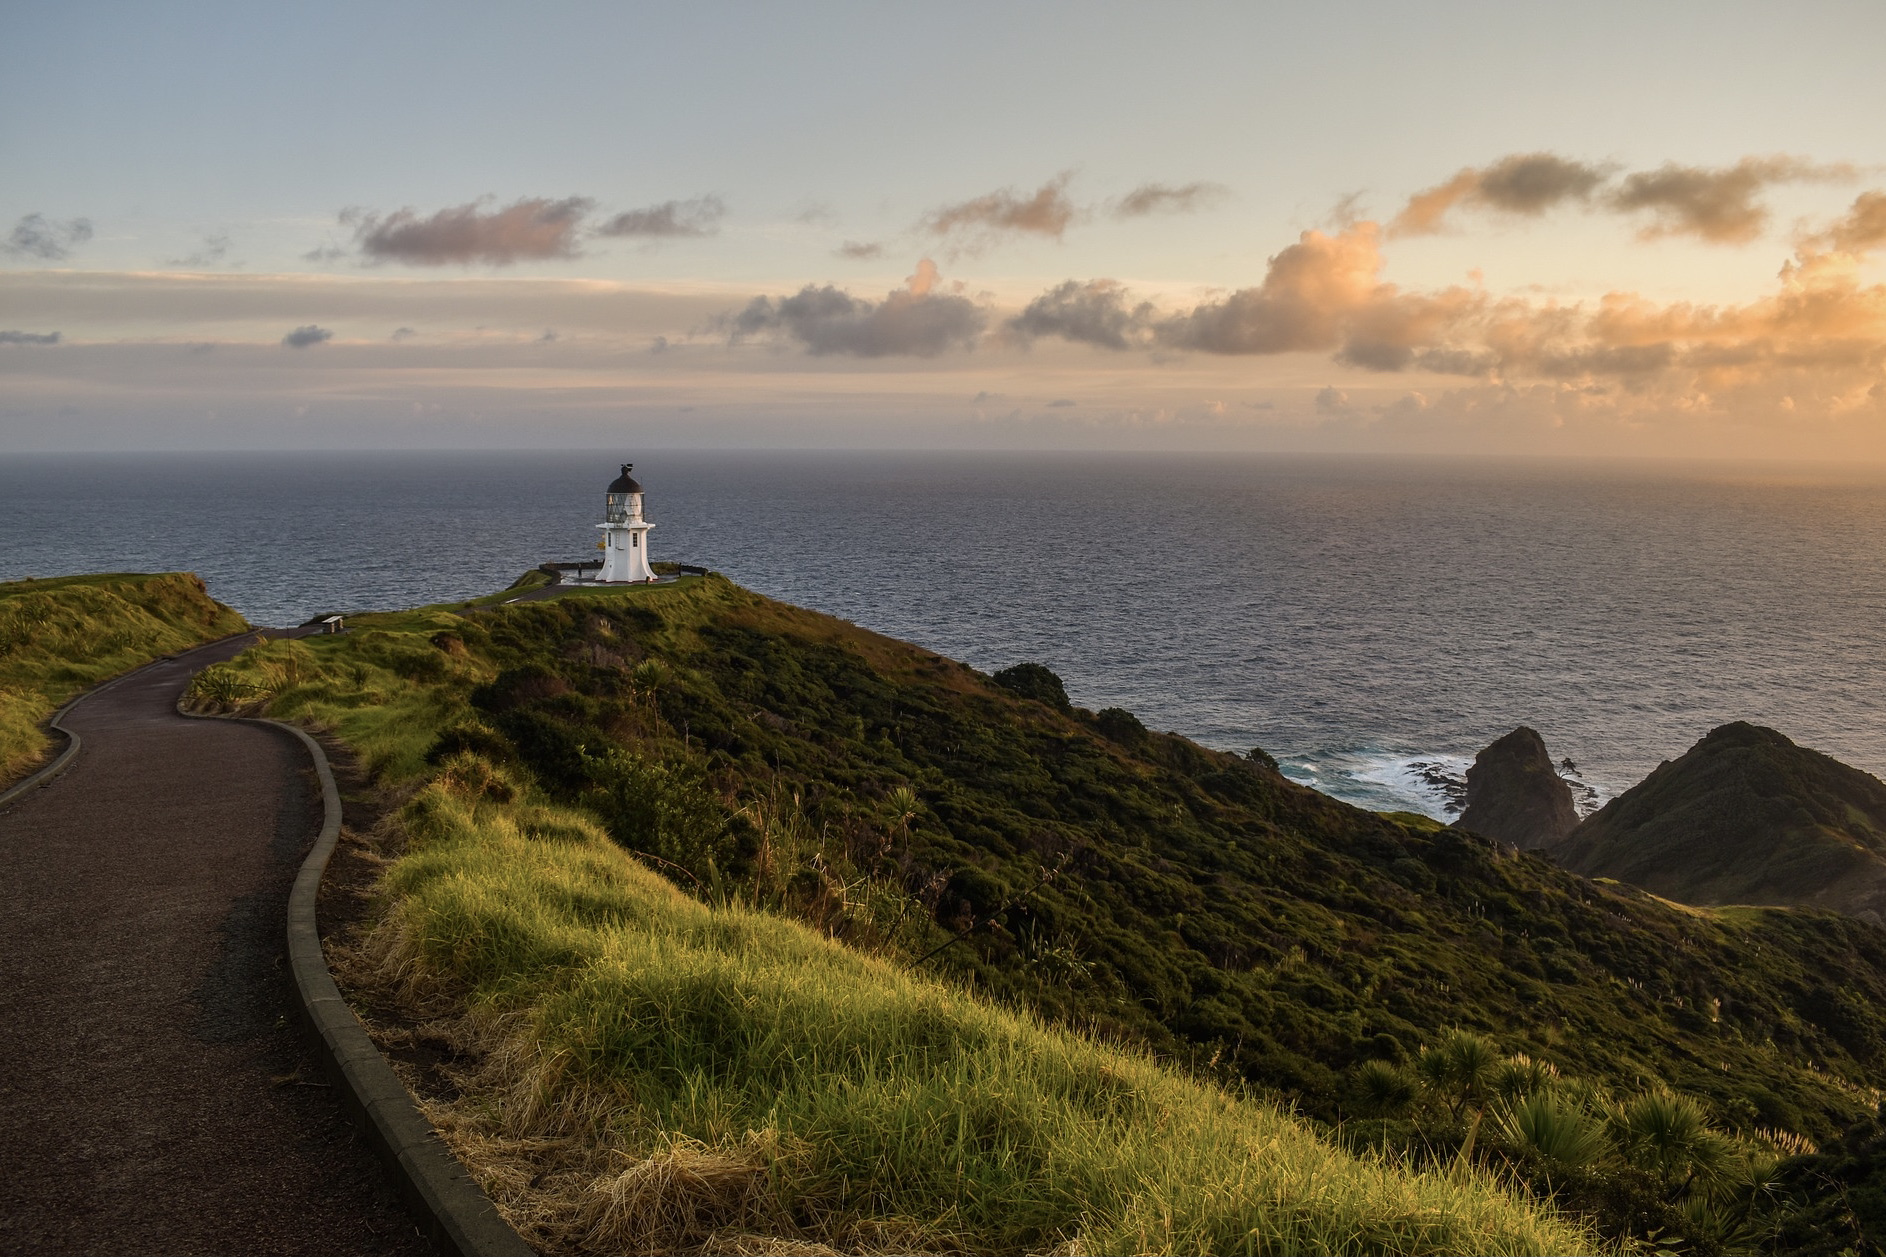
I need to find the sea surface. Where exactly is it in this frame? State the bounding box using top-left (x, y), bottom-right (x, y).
top-left (5, 449), bottom-right (1886, 819)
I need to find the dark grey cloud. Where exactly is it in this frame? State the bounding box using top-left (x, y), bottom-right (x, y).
top-left (169, 232), bottom-right (233, 268)
top-left (1314, 386), bottom-right (1352, 414)
top-left (169, 231), bottom-right (233, 268)
top-left (5, 213), bottom-right (94, 261)
top-left (1111, 182), bottom-right (1229, 218)
top-left (729, 261), bottom-right (984, 357)
top-left (282, 325), bottom-right (333, 348)
top-left (390, 327), bottom-right (417, 341)
top-left (1394, 151), bottom-right (1854, 244)
top-left (0, 329), bottom-right (61, 345)
top-left (1610, 157), bottom-right (1851, 243)
top-left (1392, 154), bottom-right (1609, 235)
top-left (595, 196), bottom-right (725, 238)
top-left (347, 197), bottom-right (593, 265)
top-left (835, 240), bottom-right (885, 259)
top-left (1007, 279), bottom-right (1154, 350)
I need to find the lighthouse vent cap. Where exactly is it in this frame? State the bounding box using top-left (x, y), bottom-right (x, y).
top-left (607, 463), bottom-right (644, 493)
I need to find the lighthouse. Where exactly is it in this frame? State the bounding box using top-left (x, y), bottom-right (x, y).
top-left (596, 462), bottom-right (655, 582)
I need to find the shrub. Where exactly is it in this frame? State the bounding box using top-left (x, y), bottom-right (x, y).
top-left (1500, 1090), bottom-right (1610, 1171)
top-left (993, 662), bottom-right (1071, 711)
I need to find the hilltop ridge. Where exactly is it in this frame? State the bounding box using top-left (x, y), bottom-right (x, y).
top-left (1550, 721), bottom-right (1886, 920)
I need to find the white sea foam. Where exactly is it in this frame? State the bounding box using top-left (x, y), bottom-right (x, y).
top-left (1285, 746), bottom-right (1613, 821)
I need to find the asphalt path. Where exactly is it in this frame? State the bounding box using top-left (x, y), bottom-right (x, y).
top-left (0, 636), bottom-right (435, 1255)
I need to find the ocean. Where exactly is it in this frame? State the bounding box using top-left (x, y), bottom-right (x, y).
top-left (5, 449), bottom-right (1885, 819)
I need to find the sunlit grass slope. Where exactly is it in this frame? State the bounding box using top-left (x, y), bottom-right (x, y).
top-left (366, 769), bottom-right (1594, 1255)
top-left (0, 572), bottom-right (247, 783)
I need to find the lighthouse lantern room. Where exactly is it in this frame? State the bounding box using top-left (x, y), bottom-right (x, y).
top-left (597, 463), bottom-right (655, 582)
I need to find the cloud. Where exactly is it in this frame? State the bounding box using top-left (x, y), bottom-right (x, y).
top-left (1014, 226), bottom-right (1485, 368)
top-left (729, 258), bottom-right (985, 357)
top-left (1045, 398), bottom-right (1077, 407)
top-left (1157, 223), bottom-right (1407, 355)
top-left (390, 326), bottom-right (417, 341)
top-left (1007, 279), bottom-right (1156, 350)
top-left (1810, 190), bottom-right (1886, 257)
top-left (281, 325), bottom-right (333, 348)
top-left (835, 240), bottom-right (884, 259)
top-left (595, 196), bottom-right (725, 238)
top-left (0, 330), bottom-right (61, 345)
top-left (5, 213), bottom-right (94, 261)
top-left (792, 203), bottom-right (839, 227)
top-left (1391, 153), bottom-right (1610, 236)
top-left (169, 232), bottom-right (233, 268)
top-left (1609, 157), bottom-right (1851, 244)
top-left (347, 197), bottom-right (593, 265)
top-left (924, 173), bottom-right (1077, 250)
top-left (1111, 181), bottom-right (1229, 218)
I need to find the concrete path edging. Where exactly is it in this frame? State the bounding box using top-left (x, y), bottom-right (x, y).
top-left (248, 717), bottom-right (535, 1257)
top-left (0, 677), bottom-right (123, 807)
top-left (2, 644), bottom-right (236, 808)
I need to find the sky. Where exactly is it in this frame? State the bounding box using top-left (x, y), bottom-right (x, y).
top-left (4, 1), bottom-right (1886, 457)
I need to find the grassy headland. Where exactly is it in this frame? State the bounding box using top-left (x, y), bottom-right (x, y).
top-left (353, 769), bottom-right (1588, 1254)
top-left (0, 572), bottom-right (248, 784)
top-left (198, 572), bottom-right (1886, 1249)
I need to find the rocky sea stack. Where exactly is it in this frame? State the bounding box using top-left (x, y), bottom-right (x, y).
top-left (1555, 721), bottom-right (1886, 920)
top-left (1456, 726), bottom-right (1579, 849)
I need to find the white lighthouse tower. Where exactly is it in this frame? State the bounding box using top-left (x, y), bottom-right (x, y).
top-left (596, 462), bottom-right (655, 583)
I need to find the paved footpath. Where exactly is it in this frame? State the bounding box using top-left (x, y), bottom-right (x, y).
top-left (0, 637), bottom-right (437, 1256)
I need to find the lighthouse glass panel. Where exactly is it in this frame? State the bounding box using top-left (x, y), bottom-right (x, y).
top-left (606, 492), bottom-right (630, 523)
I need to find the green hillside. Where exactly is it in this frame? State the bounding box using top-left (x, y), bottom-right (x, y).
top-left (207, 575), bottom-right (1886, 1136)
top-left (1551, 722), bottom-right (1886, 920)
top-left (0, 572), bottom-right (249, 784)
top-left (193, 573), bottom-right (1886, 1246)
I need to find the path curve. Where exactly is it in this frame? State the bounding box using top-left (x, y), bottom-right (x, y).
top-left (0, 636), bottom-right (437, 1255)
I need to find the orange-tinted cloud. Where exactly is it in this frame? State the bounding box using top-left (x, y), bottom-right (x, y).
top-left (1011, 210), bottom-right (1886, 423)
top-left (1159, 224), bottom-right (1391, 353)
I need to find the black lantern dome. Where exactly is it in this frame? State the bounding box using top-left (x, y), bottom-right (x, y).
top-left (607, 463), bottom-right (644, 494)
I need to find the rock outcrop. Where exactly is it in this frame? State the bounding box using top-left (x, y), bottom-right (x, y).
top-left (1552, 722), bottom-right (1886, 920)
top-left (1456, 726), bottom-right (1579, 849)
